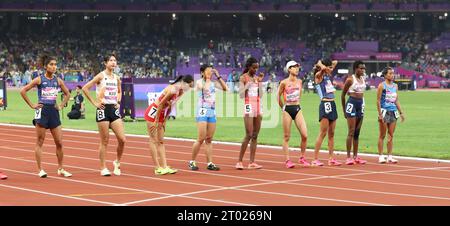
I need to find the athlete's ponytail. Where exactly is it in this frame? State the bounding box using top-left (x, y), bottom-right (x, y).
top-left (243, 57), bottom-right (258, 74)
top-left (381, 67), bottom-right (393, 78)
top-left (38, 53), bottom-right (56, 68)
top-left (171, 75), bottom-right (194, 85)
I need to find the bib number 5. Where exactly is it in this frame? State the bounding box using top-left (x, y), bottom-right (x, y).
top-left (245, 104), bottom-right (252, 114)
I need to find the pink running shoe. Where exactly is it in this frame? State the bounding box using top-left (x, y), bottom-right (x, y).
top-left (345, 158), bottom-right (355, 165)
top-left (298, 157), bottom-right (311, 167)
top-left (235, 162), bottom-right (244, 170)
top-left (354, 157), bottom-right (367, 164)
top-left (311, 160), bottom-right (324, 167)
top-left (0, 172), bottom-right (7, 180)
top-left (328, 159), bottom-right (342, 166)
top-left (248, 162), bottom-right (263, 169)
top-left (285, 160), bottom-right (295, 168)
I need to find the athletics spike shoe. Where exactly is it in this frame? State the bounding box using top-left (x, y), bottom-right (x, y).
top-left (188, 161), bottom-right (199, 171)
top-left (57, 168), bottom-right (72, 177)
top-left (101, 168), bottom-right (111, 176)
top-left (235, 162), bottom-right (244, 170)
top-left (248, 162), bottom-right (262, 169)
top-left (298, 157), bottom-right (311, 167)
top-left (165, 167), bottom-right (178, 174)
top-left (328, 159), bottom-right (342, 166)
top-left (0, 172), bottom-right (7, 180)
top-left (354, 157), bottom-right (367, 164)
top-left (387, 156), bottom-right (398, 164)
top-left (345, 158), bottom-right (355, 165)
top-left (113, 160), bottom-right (121, 176)
top-left (207, 163), bottom-right (220, 171)
top-left (311, 160), bottom-right (324, 167)
top-left (154, 167), bottom-right (168, 175)
top-left (38, 170), bottom-right (47, 178)
top-left (378, 155), bottom-right (387, 164)
top-left (285, 160), bottom-right (295, 168)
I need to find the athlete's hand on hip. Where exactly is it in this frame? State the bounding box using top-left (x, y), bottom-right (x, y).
top-left (94, 101), bottom-right (105, 109)
top-left (378, 114), bottom-right (384, 123)
top-left (114, 103), bottom-right (120, 109)
top-left (32, 103), bottom-right (43, 110)
top-left (400, 114), bottom-right (405, 122)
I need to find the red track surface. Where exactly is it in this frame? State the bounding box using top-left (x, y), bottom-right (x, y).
top-left (0, 124), bottom-right (449, 206)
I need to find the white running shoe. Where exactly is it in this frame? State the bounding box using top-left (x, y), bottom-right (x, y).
top-left (378, 155), bottom-right (387, 164)
top-left (101, 168), bottom-right (111, 176)
top-left (113, 160), bottom-right (121, 176)
top-left (387, 156), bottom-right (398, 164)
top-left (57, 168), bottom-right (72, 177)
top-left (38, 170), bottom-right (47, 178)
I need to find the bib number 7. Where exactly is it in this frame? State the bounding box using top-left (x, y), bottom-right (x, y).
top-left (147, 106), bottom-right (158, 119)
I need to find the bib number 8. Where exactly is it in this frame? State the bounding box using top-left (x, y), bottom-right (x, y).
top-left (97, 109), bottom-right (105, 121)
top-left (394, 110), bottom-right (400, 119)
top-left (324, 102), bottom-right (332, 114)
top-left (147, 106), bottom-right (158, 119)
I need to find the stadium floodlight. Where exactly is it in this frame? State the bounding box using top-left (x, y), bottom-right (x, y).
top-left (337, 69), bottom-right (349, 74)
top-left (445, 13), bottom-right (448, 17)
top-left (335, 13), bottom-right (338, 18)
top-left (172, 13), bottom-right (177, 20)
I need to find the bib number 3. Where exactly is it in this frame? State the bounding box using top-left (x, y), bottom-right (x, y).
top-left (324, 102), bottom-right (332, 114)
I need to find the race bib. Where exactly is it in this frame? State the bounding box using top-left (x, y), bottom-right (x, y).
top-left (244, 104), bottom-right (252, 114)
top-left (97, 109), bottom-right (105, 121)
top-left (381, 109), bottom-right (387, 118)
top-left (198, 107), bottom-right (207, 117)
top-left (34, 108), bottom-right (42, 120)
top-left (115, 109), bottom-right (121, 117)
top-left (346, 103), bottom-right (354, 114)
top-left (147, 106), bottom-right (158, 119)
top-left (325, 81), bottom-right (336, 93)
top-left (394, 110), bottom-right (400, 119)
top-left (324, 102), bottom-right (332, 114)
top-left (248, 87), bottom-right (258, 97)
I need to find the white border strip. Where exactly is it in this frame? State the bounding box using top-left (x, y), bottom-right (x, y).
top-left (1, 122), bottom-right (449, 163)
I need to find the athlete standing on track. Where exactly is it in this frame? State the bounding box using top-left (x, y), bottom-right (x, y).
top-left (82, 53), bottom-right (127, 176)
top-left (277, 60), bottom-right (309, 168)
top-left (20, 53), bottom-right (72, 178)
top-left (312, 59), bottom-right (342, 167)
top-left (341, 60), bottom-right (367, 165)
top-left (189, 65), bottom-right (228, 171)
top-left (236, 57), bottom-right (264, 170)
top-left (144, 75), bottom-right (194, 175)
top-left (376, 67), bottom-right (405, 164)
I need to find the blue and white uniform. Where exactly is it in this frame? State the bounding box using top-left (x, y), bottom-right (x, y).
top-left (196, 79), bottom-right (217, 123)
top-left (34, 74), bottom-right (61, 129)
top-left (380, 82), bottom-right (399, 123)
top-left (316, 75), bottom-right (338, 121)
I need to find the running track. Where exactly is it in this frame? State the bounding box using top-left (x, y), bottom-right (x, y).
top-left (0, 124), bottom-right (449, 206)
